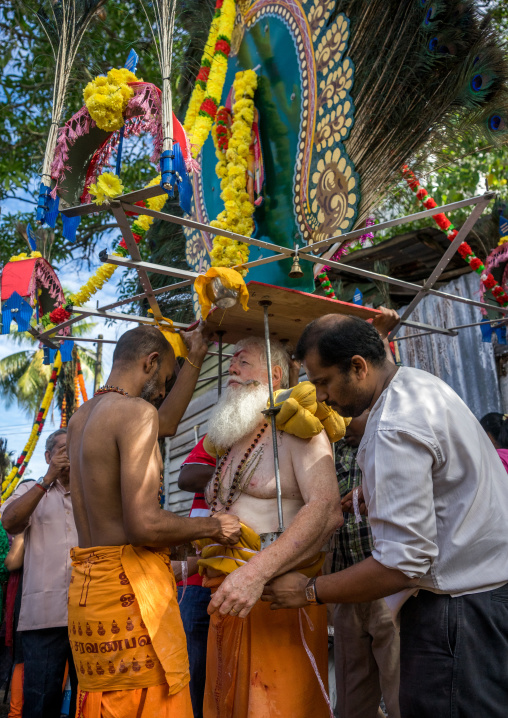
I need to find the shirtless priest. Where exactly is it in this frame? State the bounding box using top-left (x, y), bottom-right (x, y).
top-left (66, 324), bottom-right (241, 718)
top-left (198, 337), bottom-right (343, 718)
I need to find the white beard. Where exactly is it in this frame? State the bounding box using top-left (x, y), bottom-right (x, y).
top-left (207, 382), bottom-right (269, 451)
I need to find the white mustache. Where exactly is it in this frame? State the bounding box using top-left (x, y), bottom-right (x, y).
top-left (227, 379), bottom-right (260, 387)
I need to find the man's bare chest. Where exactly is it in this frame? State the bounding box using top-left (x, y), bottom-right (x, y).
top-left (214, 436), bottom-right (300, 501)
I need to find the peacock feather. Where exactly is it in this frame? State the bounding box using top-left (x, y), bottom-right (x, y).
top-left (336, 0), bottom-right (508, 222)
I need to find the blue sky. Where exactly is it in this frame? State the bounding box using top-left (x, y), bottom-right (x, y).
top-left (0, 196), bottom-right (139, 481)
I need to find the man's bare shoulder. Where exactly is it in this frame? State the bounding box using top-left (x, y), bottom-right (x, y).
top-left (281, 429), bottom-right (332, 453)
top-left (69, 395), bottom-right (157, 434)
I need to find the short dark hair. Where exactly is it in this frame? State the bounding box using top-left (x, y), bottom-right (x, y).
top-left (113, 326), bottom-right (173, 366)
top-left (480, 412), bottom-right (508, 448)
top-left (45, 429), bottom-right (67, 454)
top-left (295, 315), bottom-right (386, 372)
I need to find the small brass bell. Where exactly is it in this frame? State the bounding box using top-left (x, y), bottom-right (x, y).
top-left (288, 253), bottom-right (304, 279)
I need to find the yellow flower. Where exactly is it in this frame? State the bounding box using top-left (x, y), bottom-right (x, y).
top-left (9, 250), bottom-right (42, 262)
top-left (89, 172), bottom-right (124, 205)
top-left (84, 67), bottom-right (139, 132)
top-left (134, 214), bottom-right (153, 232)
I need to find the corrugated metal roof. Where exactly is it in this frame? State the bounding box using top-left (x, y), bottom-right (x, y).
top-left (396, 272), bottom-right (501, 419)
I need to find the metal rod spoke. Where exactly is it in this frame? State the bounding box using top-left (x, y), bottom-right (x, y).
top-left (99, 280), bottom-right (192, 312)
top-left (390, 196), bottom-right (493, 338)
top-left (261, 302), bottom-right (284, 533)
top-left (300, 192), bottom-right (494, 255)
top-left (55, 336), bottom-right (117, 344)
top-left (101, 253), bottom-right (199, 281)
top-left (111, 205), bottom-right (163, 321)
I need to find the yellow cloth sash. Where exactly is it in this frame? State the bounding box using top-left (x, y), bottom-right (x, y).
top-left (68, 545), bottom-right (189, 695)
top-left (197, 523), bottom-right (325, 579)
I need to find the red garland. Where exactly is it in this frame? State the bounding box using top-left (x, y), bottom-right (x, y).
top-left (215, 38), bottom-right (231, 57)
top-left (49, 306), bottom-right (71, 325)
top-left (200, 98), bottom-right (218, 118)
top-left (197, 65), bottom-right (211, 84)
top-left (470, 257), bottom-right (484, 271)
top-left (402, 166), bottom-right (508, 307)
top-left (484, 274), bottom-right (498, 289)
top-left (458, 242), bottom-right (473, 258)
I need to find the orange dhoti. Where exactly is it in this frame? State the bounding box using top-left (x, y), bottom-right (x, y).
top-left (68, 545), bottom-right (192, 718)
top-left (202, 574), bottom-right (330, 718)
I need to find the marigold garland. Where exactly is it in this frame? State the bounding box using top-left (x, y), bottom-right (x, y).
top-left (184, 0), bottom-right (223, 136)
top-left (9, 251), bottom-right (42, 262)
top-left (77, 356), bottom-right (88, 402)
top-left (74, 364), bottom-right (81, 410)
top-left (186, 0), bottom-right (236, 158)
top-left (402, 166), bottom-right (508, 307)
top-left (2, 353), bottom-right (62, 500)
top-left (84, 67), bottom-right (140, 132)
top-left (210, 69), bottom-right (258, 274)
top-left (60, 396), bottom-right (67, 428)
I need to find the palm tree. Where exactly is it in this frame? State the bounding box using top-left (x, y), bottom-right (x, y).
top-left (0, 320), bottom-right (98, 417)
top-left (0, 438), bottom-right (13, 482)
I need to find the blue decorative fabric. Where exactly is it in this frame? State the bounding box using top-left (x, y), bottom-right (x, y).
top-left (36, 183), bottom-right (59, 227)
top-left (27, 224), bottom-right (38, 251)
top-left (124, 49), bottom-right (139, 73)
top-left (480, 322), bottom-right (507, 344)
top-left (59, 340), bottom-right (75, 363)
top-left (61, 214), bottom-right (81, 243)
top-left (1, 292), bottom-right (33, 334)
top-left (43, 347), bottom-right (58, 365)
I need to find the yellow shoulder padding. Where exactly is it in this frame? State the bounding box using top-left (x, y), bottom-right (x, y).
top-left (272, 381), bottom-right (350, 442)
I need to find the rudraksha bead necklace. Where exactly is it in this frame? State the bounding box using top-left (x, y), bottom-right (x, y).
top-left (211, 423), bottom-right (269, 513)
top-left (94, 385), bottom-right (129, 397)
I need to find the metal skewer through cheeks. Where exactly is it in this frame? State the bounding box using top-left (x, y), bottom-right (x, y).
top-left (260, 301), bottom-right (285, 533)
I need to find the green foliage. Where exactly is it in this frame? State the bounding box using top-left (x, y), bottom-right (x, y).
top-left (0, 320), bottom-right (96, 416)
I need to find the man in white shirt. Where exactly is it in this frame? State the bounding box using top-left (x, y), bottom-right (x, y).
top-left (2, 429), bottom-right (78, 718)
top-left (262, 314), bottom-right (508, 717)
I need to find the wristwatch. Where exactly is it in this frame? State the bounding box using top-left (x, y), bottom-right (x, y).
top-left (305, 577), bottom-right (322, 605)
top-left (36, 477), bottom-right (52, 492)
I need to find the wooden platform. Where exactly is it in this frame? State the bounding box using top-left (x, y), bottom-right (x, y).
top-left (203, 281), bottom-right (381, 345)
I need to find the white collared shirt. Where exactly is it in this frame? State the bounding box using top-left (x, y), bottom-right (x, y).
top-left (1, 478), bottom-right (78, 630)
top-left (357, 366), bottom-right (508, 595)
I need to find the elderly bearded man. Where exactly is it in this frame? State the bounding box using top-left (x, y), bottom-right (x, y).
top-left (198, 336), bottom-right (342, 718)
